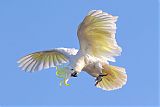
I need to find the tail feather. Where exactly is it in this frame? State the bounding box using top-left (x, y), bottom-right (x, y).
top-left (96, 64), bottom-right (127, 91)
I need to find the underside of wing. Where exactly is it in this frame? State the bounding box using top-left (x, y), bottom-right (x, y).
top-left (77, 10), bottom-right (122, 62)
top-left (17, 48), bottom-right (78, 72)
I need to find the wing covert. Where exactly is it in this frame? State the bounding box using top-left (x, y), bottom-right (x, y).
top-left (17, 48), bottom-right (78, 72)
top-left (77, 10), bottom-right (122, 62)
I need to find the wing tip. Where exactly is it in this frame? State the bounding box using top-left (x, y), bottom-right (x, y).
top-left (88, 10), bottom-right (119, 18)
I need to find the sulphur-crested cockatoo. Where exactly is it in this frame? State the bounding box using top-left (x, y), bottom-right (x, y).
top-left (18, 10), bottom-right (127, 91)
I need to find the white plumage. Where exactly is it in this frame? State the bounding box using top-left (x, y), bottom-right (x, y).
top-left (17, 10), bottom-right (127, 91)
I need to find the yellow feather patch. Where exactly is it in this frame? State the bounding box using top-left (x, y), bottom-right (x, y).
top-left (55, 66), bottom-right (73, 86)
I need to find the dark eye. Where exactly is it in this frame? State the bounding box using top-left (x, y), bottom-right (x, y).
top-left (71, 69), bottom-right (74, 70)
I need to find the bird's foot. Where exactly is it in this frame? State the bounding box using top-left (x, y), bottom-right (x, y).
top-left (99, 73), bottom-right (107, 77)
top-left (71, 72), bottom-right (78, 77)
top-left (95, 73), bottom-right (107, 86)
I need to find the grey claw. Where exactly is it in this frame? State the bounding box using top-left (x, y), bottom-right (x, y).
top-left (95, 74), bottom-right (108, 86)
top-left (95, 76), bottom-right (102, 86)
top-left (99, 73), bottom-right (107, 76)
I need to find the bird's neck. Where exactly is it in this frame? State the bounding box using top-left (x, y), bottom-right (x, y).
top-left (70, 51), bottom-right (85, 73)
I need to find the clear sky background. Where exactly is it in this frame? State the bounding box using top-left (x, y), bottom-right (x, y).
top-left (0, 0), bottom-right (159, 106)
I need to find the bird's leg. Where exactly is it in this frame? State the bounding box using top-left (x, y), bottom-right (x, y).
top-left (94, 62), bottom-right (104, 86)
top-left (71, 71), bottom-right (78, 77)
top-left (95, 73), bottom-right (108, 86)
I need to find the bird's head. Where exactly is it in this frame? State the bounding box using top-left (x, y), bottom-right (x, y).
top-left (68, 64), bottom-right (82, 74)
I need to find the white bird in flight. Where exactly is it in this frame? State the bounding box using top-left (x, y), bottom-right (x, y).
top-left (17, 10), bottom-right (127, 91)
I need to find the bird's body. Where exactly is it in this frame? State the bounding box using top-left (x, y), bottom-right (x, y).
top-left (18, 10), bottom-right (127, 91)
top-left (69, 50), bottom-right (103, 73)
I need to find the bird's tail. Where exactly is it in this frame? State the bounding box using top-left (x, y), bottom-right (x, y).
top-left (96, 64), bottom-right (127, 91)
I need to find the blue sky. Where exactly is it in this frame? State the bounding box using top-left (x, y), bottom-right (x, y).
top-left (0, 0), bottom-right (159, 106)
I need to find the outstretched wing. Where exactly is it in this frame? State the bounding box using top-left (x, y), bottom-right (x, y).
top-left (17, 48), bottom-right (78, 72)
top-left (77, 10), bottom-right (122, 62)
